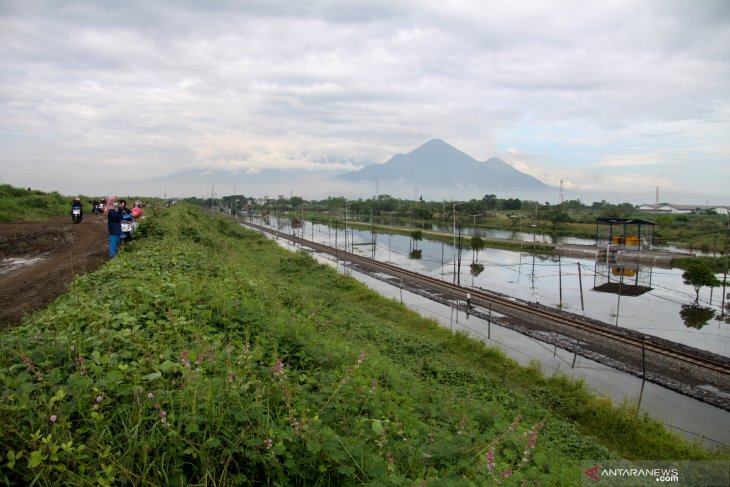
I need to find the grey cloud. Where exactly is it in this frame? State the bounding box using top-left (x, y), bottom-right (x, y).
top-left (1, 0), bottom-right (728, 202)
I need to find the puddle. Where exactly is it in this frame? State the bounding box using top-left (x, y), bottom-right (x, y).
top-left (0, 254), bottom-right (47, 275)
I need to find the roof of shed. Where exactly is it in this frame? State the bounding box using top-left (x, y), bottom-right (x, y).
top-left (595, 218), bottom-right (656, 226)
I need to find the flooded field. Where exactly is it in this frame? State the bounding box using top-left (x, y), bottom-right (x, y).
top-left (265, 217), bottom-right (729, 357)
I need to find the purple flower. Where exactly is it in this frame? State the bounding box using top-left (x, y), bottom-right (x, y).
top-left (49, 415), bottom-right (57, 423)
top-left (96, 395), bottom-right (103, 403)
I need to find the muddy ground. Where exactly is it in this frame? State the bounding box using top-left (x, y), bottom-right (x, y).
top-left (0, 214), bottom-right (108, 328)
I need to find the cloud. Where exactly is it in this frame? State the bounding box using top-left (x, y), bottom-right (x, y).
top-left (593, 154), bottom-right (670, 168)
top-left (0, 0), bottom-right (728, 203)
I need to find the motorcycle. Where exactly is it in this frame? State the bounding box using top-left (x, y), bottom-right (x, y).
top-left (121, 214), bottom-right (136, 242)
top-left (71, 207), bottom-right (82, 224)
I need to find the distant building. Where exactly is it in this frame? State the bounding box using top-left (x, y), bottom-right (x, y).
top-left (637, 203), bottom-right (730, 215)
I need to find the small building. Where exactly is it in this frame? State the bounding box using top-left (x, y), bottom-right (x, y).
top-left (595, 217), bottom-right (655, 251)
top-left (638, 203), bottom-right (730, 215)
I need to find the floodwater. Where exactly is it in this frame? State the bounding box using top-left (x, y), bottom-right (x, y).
top-left (0, 255), bottom-right (47, 275)
top-left (255, 223), bottom-right (730, 448)
top-left (353, 216), bottom-right (709, 254)
top-left (267, 217), bottom-right (730, 358)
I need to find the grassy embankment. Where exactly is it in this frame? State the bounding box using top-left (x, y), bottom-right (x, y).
top-left (0, 184), bottom-right (75, 222)
top-left (1, 204), bottom-right (726, 485)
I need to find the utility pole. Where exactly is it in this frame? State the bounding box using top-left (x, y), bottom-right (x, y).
top-left (722, 214), bottom-right (729, 316)
top-left (387, 211), bottom-right (396, 263)
top-left (452, 202), bottom-right (463, 284)
top-left (577, 262), bottom-right (585, 312)
top-left (441, 201), bottom-right (446, 273)
top-left (558, 255), bottom-right (563, 309)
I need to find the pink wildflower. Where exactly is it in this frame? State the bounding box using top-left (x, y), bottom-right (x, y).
top-left (96, 395), bottom-right (103, 404)
top-left (264, 438), bottom-right (273, 450)
top-left (49, 415), bottom-right (57, 423)
top-left (271, 358), bottom-right (286, 379)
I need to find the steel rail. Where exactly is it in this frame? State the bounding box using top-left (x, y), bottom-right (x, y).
top-left (243, 221), bottom-right (730, 376)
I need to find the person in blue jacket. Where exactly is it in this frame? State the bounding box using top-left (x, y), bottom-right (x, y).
top-left (107, 198), bottom-right (124, 258)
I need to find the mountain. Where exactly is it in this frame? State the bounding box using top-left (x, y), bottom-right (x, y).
top-left (131, 139), bottom-right (556, 201)
top-left (338, 139), bottom-right (555, 200)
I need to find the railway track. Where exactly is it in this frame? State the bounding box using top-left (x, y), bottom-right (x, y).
top-left (243, 221), bottom-right (730, 379)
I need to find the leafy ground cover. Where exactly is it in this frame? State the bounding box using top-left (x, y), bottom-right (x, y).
top-left (1, 204), bottom-right (725, 486)
top-left (0, 185), bottom-right (74, 222)
top-left (0, 184), bottom-right (159, 222)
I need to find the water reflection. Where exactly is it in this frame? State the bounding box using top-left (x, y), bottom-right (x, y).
top-left (470, 262), bottom-right (484, 276)
top-left (679, 304), bottom-right (716, 329)
top-left (592, 264), bottom-right (653, 297)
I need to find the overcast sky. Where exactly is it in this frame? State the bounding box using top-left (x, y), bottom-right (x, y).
top-left (1, 0), bottom-right (728, 204)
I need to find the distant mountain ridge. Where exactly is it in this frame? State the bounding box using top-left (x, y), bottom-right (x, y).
top-left (133, 139), bottom-right (556, 200)
top-left (338, 139), bottom-right (554, 199)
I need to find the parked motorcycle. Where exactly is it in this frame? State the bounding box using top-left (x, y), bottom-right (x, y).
top-left (121, 213), bottom-right (135, 242)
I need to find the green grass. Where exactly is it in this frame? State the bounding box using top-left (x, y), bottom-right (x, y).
top-left (0, 184), bottom-right (161, 222)
top-left (1, 203), bottom-right (726, 486)
top-left (0, 184), bottom-right (76, 221)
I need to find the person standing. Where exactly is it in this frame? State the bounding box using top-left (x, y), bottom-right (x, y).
top-left (118, 199), bottom-right (132, 216)
top-left (107, 197), bottom-right (123, 258)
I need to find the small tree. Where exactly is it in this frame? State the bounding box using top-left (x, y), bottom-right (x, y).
top-left (470, 236), bottom-right (485, 264)
top-left (547, 205), bottom-right (569, 228)
top-left (682, 263), bottom-right (720, 304)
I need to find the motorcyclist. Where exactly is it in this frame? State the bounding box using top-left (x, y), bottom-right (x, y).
top-left (71, 197), bottom-right (83, 223)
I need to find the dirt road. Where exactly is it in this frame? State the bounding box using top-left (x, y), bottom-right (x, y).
top-left (0, 214), bottom-right (108, 328)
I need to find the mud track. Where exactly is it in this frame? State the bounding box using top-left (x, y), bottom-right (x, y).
top-left (0, 215), bottom-right (108, 328)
